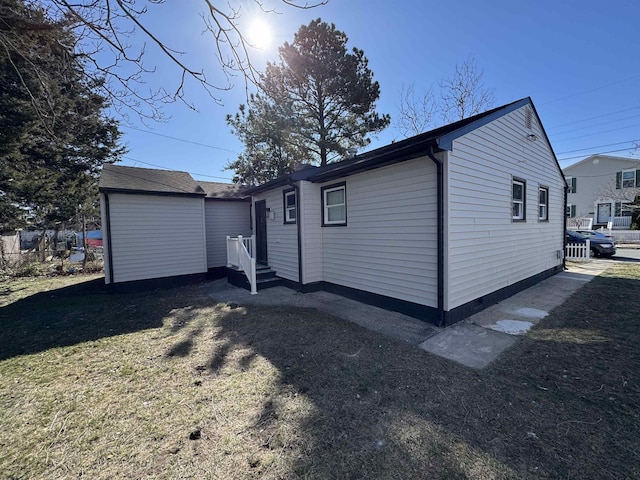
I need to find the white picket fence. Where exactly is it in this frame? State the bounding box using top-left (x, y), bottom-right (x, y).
top-left (565, 240), bottom-right (590, 261)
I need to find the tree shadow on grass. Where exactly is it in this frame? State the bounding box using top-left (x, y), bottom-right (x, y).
top-left (201, 269), bottom-right (640, 479)
top-left (0, 277), bottom-right (206, 361)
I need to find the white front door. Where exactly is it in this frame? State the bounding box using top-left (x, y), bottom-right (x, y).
top-left (597, 203), bottom-right (611, 224)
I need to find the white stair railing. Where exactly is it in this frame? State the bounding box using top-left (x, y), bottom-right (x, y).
top-left (226, 235), bottom-right (257, 294)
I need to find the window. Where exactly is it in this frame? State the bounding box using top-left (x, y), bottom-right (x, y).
top-left (322, 183), bottom-right (346, 226)
top-left (566, 204), bottom-right (576, 218)
top-left (538, 186), bottom-right (549, 221)
top-left (616, 169), bottom-right (640, 189)
top-left (615, 201), bottom-right (633, 217)
top-left (512, 179), bottom-right (526, 221)
top-left (283, 189), bottom-right (296, 224)
top-left (566, 176), bottom-right (576, 194)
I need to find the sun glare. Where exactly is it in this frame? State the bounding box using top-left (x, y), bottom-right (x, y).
top-left (248, 18), bottom-right (272, 50)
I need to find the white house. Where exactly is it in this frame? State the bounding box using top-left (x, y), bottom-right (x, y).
top-left (563, 154), bottom-right (640, 229)
top-left (244, 97), bottom-right (566, 326)
top-left (99, 165), bottom-right (250, 290)
top-left (99, 97), bottom-right (565, 325)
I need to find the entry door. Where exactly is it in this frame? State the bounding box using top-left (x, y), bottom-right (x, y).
top-left (255, 200), bottom-right (268, 265)
top-left (597, 203), bottom-right (611, 224)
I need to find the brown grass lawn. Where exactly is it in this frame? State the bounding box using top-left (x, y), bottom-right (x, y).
top-left (0, 266), bottom-right (639, 479)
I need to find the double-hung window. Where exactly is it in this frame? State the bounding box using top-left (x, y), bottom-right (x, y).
top-left (616, 169), bottom-right (640, 189)
top-left (512, 178), bottom-right (526, 221)
top-left (566, 176), bottom-right (576, 193)
top-left (322, 183), bottom-right (347, 226)
top-left (622, 170), bottom-right (636, 188)
top-left (538, 186), bottom-right (549, 221)
top-left (283, 189), bottom-right (296, 224)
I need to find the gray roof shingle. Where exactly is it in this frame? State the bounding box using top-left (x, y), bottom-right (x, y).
top-left (99, 165), bottom-right (205, 196)
top-left (198, 181), bottom-right (249, 200)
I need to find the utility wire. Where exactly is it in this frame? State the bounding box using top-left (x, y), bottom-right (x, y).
top-left (122, 156), bottom-right (233, 181)
top-left (556, 140), bottom-right (639, 155)
top-left (121, 125), bottom-right (239, 154)
top-left (552, 123), bottom-right (640, 143)
top-left (558, 147), bottom-right (638, 162)
top-left (540, 73), bottom-right (640, 106)
top-left (546, 106), bottom-right (640, 131)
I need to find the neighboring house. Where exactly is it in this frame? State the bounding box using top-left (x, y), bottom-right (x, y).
top-left (246, 97), bottom-right (566, 326)
top-left (99, 165), bottom-right (249, 289)
top-left (563, 155), bottom-right (640, 229)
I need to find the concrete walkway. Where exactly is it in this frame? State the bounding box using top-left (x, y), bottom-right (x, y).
top-left (419, 260), bottom-right (611, 368)
top-left (202, 259), bottom-right (611, 369)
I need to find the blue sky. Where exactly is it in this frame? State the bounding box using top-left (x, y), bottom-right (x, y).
top-left (115, 0), bottom-right (640, 182)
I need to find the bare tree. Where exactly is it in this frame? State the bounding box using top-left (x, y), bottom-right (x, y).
top-left (397, 83), bottom-right (436, 137)
top-left (396, 55), bottom-right (494, 137)
top-left (439, 55), bottom-right (494, 123)
top-left (596, 178), bottom-right (640, 218)
top-left (1, 0), bottom-right (326, 121)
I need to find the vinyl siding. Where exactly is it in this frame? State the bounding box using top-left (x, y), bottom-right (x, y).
top-left (204, 200), bottom-right (252, 268)
top-left (299, 181), bottom-right (323, 284)
top-left (254, 188), bottom-right (298, 282)
top-left (563, 156), bottom-right (640, 220)
top-left (320, 158), bottom-right (438, 307)
top-left (445, 105), bottom-right (565, 310)
top-left (107, 193), bottom-right (207, 283)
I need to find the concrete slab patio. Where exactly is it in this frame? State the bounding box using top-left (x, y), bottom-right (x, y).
top-left (203, 259), bottom-right (611, 369)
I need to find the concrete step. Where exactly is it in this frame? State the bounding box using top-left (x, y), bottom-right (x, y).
top-left (226, 266), bottom-right (282, 291)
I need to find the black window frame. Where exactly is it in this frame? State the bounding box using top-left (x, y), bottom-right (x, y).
top-left (321, 182), bottom-right (347, 227)
top-left (283, 188), bottom-right (296, 224)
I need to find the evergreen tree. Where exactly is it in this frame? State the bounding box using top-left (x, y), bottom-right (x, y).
top-left (227, 19), bottom-right (389, 182)
top-left (0, 0), bottom-right (125, 231)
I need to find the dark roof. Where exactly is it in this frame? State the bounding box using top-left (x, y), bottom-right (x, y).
top-left (247, 97), bottom-right (537, 194)
top-left (99, 164), bottom-right (205, 196)
top-left (198, 181), bottom-right (249, 200)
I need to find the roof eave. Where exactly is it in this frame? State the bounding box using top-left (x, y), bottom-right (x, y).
top-left (99, 187), bottom-right (206, 198)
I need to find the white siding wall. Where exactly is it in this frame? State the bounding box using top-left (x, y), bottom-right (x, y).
top-left (204, 200), bottom-right (251, 268)
top-left (254, 188), bottom-right (299, 282)
top-left (320, 158), bottom-right (438, 307)
top-left (107, 193), bottom-right (207, 283)
top-left (445, 105), bottom-right (565, 310)
top-left (563, 156), bottom-right (640, 220)
top-left (299, 181), bottom-right (323, 284)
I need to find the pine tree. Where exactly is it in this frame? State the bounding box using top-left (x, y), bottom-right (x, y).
top-left (0, 0), bottom-right (125, 231)
top-left (227, 18), bottom-right (389, 183)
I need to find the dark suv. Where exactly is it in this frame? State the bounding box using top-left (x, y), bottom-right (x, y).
top-left (566, 230), bottom-right (616, 257)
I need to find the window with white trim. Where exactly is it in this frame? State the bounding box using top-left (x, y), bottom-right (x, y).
top-left (622, 170), bottom-right (636, 188)
top-left (617, 169), bottom-right (640, 189)
top-left (283, 189), bottom-right (296, 224)
top-left (566, 204), bottom-right (576, 218)
top-left (566, 176), bottom-right (576, 193)
top-left (322, 183), bottom-right (346, 226)
top-left (512, 179), bottom-right (526, 221)
top-left (538, 186), bottom-right (549, 221)
top-left (615, 201), bottom-right (633, 217)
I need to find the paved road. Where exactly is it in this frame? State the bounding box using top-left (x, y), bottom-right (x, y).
top-left (611, 248), bottom-right (640, 262)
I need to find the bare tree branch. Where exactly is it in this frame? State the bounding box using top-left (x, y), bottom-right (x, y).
top-left (439, 55), bottom-right (494, 123)
top-left (2, 0), bottom-right (327, 121)
top-left (397, 83), bottom-right (436, 137)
